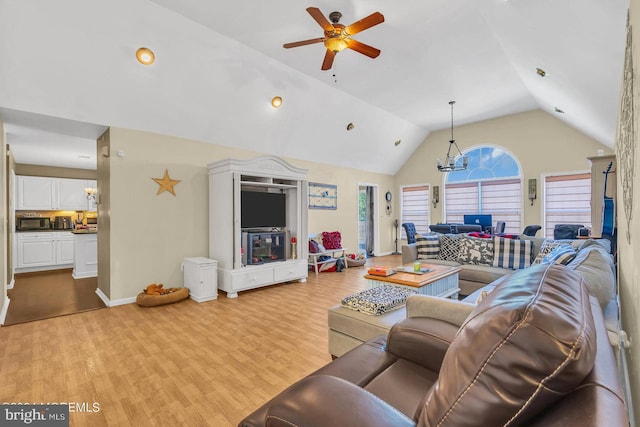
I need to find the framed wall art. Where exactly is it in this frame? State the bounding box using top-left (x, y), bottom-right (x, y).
top-left (309, 182), bottom-right (337, 210)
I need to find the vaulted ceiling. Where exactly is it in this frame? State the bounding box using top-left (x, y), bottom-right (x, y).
top-left (0, 0), bottom-right (629, 174)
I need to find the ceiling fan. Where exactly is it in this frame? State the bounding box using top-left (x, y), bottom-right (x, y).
top-left (283, 7), bottom-right (384, 71)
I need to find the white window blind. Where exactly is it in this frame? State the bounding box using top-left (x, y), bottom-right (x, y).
top-left (444, 182), bottom-right (479, 225)
top-left (481, 179), bottom-right (521, 234)
top-left (445, 179), bottom-right (521, 233)
top-left (401, 185), bottom-right (430, 238)
top-left (544, 173), bottom-right (591, 238)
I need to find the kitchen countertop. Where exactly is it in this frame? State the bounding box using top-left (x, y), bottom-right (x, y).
top-left (71, 229), bottom-right (97, 234)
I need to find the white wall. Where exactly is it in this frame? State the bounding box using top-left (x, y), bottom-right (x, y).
top-left (0, 113), bottom-right (7, 323)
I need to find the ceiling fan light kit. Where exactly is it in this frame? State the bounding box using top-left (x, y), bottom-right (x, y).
top-left (283, 7), bottom-right (384, 70)
top-left (437, 101), bottom-right (468, 173)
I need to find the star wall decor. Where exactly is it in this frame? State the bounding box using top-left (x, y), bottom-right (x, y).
top-left (152, 169), bottom-right (181, 196)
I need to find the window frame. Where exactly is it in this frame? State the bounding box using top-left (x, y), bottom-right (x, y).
top-left (542, 170), bottom-right (592, 239)
top-left (399, 184), bottom-right (431, 239)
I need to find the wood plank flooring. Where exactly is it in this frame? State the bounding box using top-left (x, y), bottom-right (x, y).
top-left (0, 254), bottom-right (401, 426)
top-left (5, 269), bottom-right (106, 325)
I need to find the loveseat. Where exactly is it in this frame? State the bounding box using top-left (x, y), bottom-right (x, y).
top-left (240, 264), bottom-right (629, 426)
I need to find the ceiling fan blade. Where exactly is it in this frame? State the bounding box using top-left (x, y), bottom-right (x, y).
top-left (345, 39), bottom-right (381, 58)
top-left (321, 49), bottom-right (336, 70)
top-left (306, 7), bottom-right (334, 32)
top-left (345, 12), bottom-right (384, 36)
top-left (283, 37), bottom-right (325, 49)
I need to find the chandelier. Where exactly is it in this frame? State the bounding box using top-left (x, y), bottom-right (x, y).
top-left (437, 101), bottom-right (468, 172)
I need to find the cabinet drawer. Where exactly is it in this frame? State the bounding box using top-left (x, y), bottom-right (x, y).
top-left (273, 262), bottom-right (307, 282)
top-left (232, 268), bottom-right (273, 291)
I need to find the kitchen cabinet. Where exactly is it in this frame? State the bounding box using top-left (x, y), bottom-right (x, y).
top-left (16, 233), bottom-right (56, 268)
top-left (16, 176), bottom-right (55, 210)
top-left (16, 175), bottom-right (92, 211)
top-left (56, 232), bottom-right (75, 264)
top-left (15, 232), bottom-right (75, 271)
top-left (72, 232), bottom-right (97, 279)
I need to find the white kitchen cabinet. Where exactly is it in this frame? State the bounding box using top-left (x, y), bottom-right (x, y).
top-left (16, 231), bottom-right (75, 272)
top-left (56, 232), bottom-right (75, 264)
top-left (16, 175), bottom-right (93, 211)
top-left (183, 257), bottom-right (218, 302)
top-left (16, 233), bottom-right (56, 268)
top-left (16, 176), bottom-right (56, 210)
top-left (57, 178), bottom-right (88, 210)
top-left (72, 232), bottom-right (97, 279)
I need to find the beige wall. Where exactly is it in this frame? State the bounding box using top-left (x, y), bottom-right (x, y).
top-left (0, 114), bottom-right (7, 320)
top-left (107, 128), bottom-right (393, 301)
top-left (97, 130), bottom-right (111, 299)
top-left (616, 1), bottom-right (639, 424)
top-left (395, 109), bottom-right (611, 234)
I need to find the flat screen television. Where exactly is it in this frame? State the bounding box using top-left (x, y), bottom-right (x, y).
top-left (241, 191), bottom-right (286, 229)
top-left (463, 214), bottom-right (493, 228)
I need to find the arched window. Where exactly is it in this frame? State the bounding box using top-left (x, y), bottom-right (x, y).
top-left (444, 146), bottom-right (522, 234)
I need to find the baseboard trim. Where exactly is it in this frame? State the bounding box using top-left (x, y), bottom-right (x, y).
top-left (0, 296), bottom-right (11, 325)
top-left (95, 288), bottom-right (135, 307)
top-left (7, 278), bottom-right (14, 290)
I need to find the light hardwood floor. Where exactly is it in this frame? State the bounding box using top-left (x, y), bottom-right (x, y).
top-left (0, 254), bottom-right (401, 426)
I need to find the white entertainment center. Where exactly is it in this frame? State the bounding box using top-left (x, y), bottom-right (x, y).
top-left (208, 156), bottom-right (309, 298)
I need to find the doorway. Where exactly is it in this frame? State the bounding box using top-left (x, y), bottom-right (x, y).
top-left (358, 184), bottom-right (379, 257)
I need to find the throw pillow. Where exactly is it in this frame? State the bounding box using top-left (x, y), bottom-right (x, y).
top-left (415, 233), bottom-right (440, 259)
top-left (309, 239), bottom-right (320, 254)
top-left (322, 231), bottom-right (342, 249)
top-left (492, 237), bottom-right (534, 270)
top-left (457, 236), bottom-right (494, 266)
top-left (341, 285), bottom-right (416, 316)
top-left (533, 239), bottom-right (581, 264)
top-left (438, 234), bottom-right (462, 261)
top-left (542, 243), bottom-right (577, 265)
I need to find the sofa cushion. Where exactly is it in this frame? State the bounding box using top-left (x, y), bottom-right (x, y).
top-left (533, 239), bottom-right (581, 264)
top-left (422, 264), bottom-right (597, 426)
top-left (415, 233), bottom-right (440, 259)
top-left (437, 234), bottom-right (462, 261)
top-left (457, 236), bottom-right (494, 266)
top-left (566, 245), bottom-right (615, 308)
top-left (542, 243), bottom-right (577, 265)
top-left (492, 236), bottom-right (534, 269)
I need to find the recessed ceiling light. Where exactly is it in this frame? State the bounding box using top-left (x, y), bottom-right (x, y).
top-left (346, 122), bottom-right (355, 131)
top-left (271, 96), bottom-right (283, 108)
top-left (536, 68), bottom-right (547, 77)
top-left (136, 47), bottom-right (155, 65)
top-left (554, 107), bottom-right (564, 114)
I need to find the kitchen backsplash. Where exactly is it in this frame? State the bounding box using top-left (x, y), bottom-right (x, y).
top-left (16, 210), bottom-right (97, 225)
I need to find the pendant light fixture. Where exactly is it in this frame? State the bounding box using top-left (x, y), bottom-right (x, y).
top-left (437, 101), bottom-right (468, 172)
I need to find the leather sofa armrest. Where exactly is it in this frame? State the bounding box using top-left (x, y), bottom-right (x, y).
top-left (406, 294), bottom-right (475, 327)
top-left (387, 317), bottom-right (459, 372)
top-left (401, 243), bottom-right (418, 264)
top-left (246, 375), bottom-right (414, 427)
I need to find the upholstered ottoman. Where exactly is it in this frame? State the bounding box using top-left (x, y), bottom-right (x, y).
top-left (328, 304), bottom-right (407, 357)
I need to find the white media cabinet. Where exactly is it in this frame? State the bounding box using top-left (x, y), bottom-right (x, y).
top-left (208, 156), bottom-right (309, 298)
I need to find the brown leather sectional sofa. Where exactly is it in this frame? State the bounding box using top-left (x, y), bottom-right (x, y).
top-left (239, 264), bottom-right (629, 427)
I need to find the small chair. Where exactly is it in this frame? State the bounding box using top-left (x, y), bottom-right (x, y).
top-left (522, 225), bottom-right (541, 236)
top-left (402, 222), bottom-right (417, 244)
